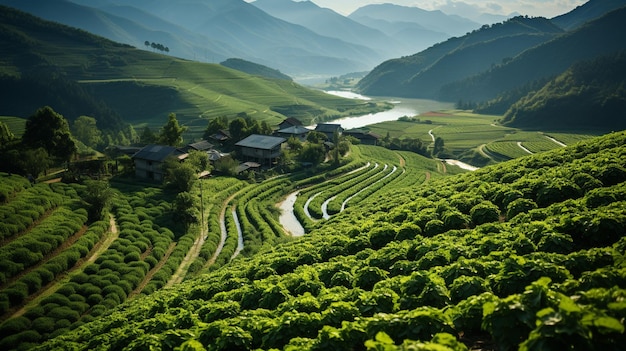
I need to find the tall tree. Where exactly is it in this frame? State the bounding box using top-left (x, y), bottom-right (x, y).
top-left (72, 116), bottom-right (102, 148)
top-left (22, 106), bottom-right (76, 162)
top-left (140, 126), bottom-right (157, 144)
top-left (82, 180), bottom-right (113, 222)
top-left (158, 113), bottom-right (186, 146)
top-left (203, 116), bottom-right (229, 140)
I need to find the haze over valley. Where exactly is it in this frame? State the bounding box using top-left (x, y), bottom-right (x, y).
top-left (1, 1), bottom-right (626, 350)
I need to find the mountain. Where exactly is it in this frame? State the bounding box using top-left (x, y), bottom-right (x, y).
top-left (1, 0), bottom-right (383, 77)
top-left (501, 51), bottom-right (626, 130)
top-left (220, 58), bottom-right (292, 81)
top-left (0, 6), bottom-right (385, 141)
top-left (0, 0), bottom-right (243, 64)
top-left (552, 0), bottom-right (626, 30)
top-left (251, 0), bottom-right (411, 59)
top-left (439, 6), bottom-right (626, 103)
top-left (356, 16), bottom-right (563, 98)
top-left (349, 3), bottom-right (480, 37)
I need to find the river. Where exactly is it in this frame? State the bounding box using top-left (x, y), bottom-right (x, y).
top-left (316, 91), bottom-right (455, 129)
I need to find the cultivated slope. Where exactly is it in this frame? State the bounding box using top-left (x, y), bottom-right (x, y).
top-left (29, 131), bottom-right (626, 350)
top-left (0, 6), bottom-right (386, 138)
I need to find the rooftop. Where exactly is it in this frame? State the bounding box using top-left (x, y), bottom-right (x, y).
top-left (132, 145), bottom-right (184, 162)
top-left (235, 134), bottom-right (286, 150)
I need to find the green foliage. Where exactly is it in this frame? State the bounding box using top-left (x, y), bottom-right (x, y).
top-left (21, 106), bottom-right (76, 162)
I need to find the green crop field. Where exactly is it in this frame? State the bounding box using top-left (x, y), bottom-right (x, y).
top-left (0, 116), bottom-right (26, 137)
top-left (365, 111), bottom-right (598, 166)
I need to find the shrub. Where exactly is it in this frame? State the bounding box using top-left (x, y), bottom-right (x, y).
top-left (470, 202), bottom-right (501, 225)
top-left (507, 198), bottom-right (538, 219)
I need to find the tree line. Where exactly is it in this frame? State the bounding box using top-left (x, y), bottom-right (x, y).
top-left (144, 41), bottom-right (169, 54)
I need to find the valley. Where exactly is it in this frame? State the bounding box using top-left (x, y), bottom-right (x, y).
top-left (0, 0), bottom-right (625, 350)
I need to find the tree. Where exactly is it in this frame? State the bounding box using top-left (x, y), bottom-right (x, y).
top-left (164, 157), bottom-right (197, 192)
top-left (158, 113), bottom-right (186, 146)
top-left (21, 148), bottom-right (51, 178)
top-left (82, 180), bottom-right (113, 222)
top-left (144, 40), bottom-right (150, 49)
top-left (287, 136), bottom-right (303, 152)
top-left (140, 126), bottom-right (157, 144)
top-left (203, 116), bottom-right (229, 140)
top-left (229, 117), bottom-right (248, 142)
top-left (299, 144), bottom-right (326, 166)
top-left (186, 150), bottom-right (211, 173)
top-left (306, 131), bottom-right (327, 144)
top-left (72, 116), bottom-right (102, 148)
top-left (22, 106), bottom-right (76, 163)
top-left (172, 192), bottom-right (199, 229)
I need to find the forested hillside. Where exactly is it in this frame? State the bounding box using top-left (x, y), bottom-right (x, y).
top-left (501, 51), bottom-right (626, 130)
top-left (356, 16), bottom-right (563, 98)
top-left (439, 6), bottom-right (626, 103)
top-left (18, 131), bottom-right (626, 350)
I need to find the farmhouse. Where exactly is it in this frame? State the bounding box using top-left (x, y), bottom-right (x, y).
top-left (235, 134), bottom-right (286, 167)
top-left (344, 129), bottom-right (381, 145)
top-left (278, 117), bottom-right (303, 130)
top-left (314, 123), bottom-right (343, 140)
top-left (132, 144), bottom-right (186, 181)
top-left (185, 140), bottom-right (214, 152)
top-left (208, 129), bottom-right (231, 145)
top-left (275, 125), bottom-right (311, 141)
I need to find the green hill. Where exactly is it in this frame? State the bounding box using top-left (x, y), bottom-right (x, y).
top-left (9, 131), bottom-right (625, 350)
top-left (220, 58), bottom-right (292, 81)
top-left (0, 6), bottom-right (387, 142)
top-left (501, 51), bottom-right (626, 130)
top-left (439, 6), bottom-right (626, 103)
top-left (356, 16), bottom-right (563, 98)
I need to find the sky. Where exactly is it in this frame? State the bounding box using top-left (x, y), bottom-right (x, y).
top-left (292, 0), bottom-right (588, 20)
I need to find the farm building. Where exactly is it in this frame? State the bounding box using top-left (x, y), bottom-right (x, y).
top-left (344, 129), bottom-right (381, 145)
top-left (185, 140), bottom-right (214, 152)
top-left (132, 144), bottom-right (186, 181)
top-left (208, 129), bottom-right (231, 145)
top-left (235, 134), bottom-right (286, 167)
top-left (278, 117), bottom-right (303, 130)
top-left (314, 123), bottom-right (343, 140)
top-left (275, 125), bottom-right (311, 141)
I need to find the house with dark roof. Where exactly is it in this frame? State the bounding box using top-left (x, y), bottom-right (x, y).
top-left (132, 145), bottom-right (186, 181)
top-left (208, 129), bottom-right (231, 145)
top-left (314, 123), bottom-right (343, 140)
top-left (275, 125), bottom-right (311, 142)
top-left (278, 117), bottom-right (303, 131)
top-left (344, 129), bottom-right (381, 146)
top-left (186, 140), bottom-right (214, 152)
top-left (235, 134), bottom-right (286, 167)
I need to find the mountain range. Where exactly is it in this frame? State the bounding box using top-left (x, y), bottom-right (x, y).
top-left (355, 0), bottom-right (626, 130)
top-left (0, 0), bottom-right (482, 78)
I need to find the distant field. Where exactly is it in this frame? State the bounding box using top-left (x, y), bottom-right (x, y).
top-left (365, 110), bottom-right (599, 164)
top-left (0, 116), bottom-right (26, 137)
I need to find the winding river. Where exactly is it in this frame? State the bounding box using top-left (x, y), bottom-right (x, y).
top-left (318, 91), bottom-right (455, 129)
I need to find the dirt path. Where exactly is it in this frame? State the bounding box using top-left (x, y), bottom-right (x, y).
top-left (6, 214), bottom-right (120, 320)
top-left (128, 242), bottom-right (176, 299)
top-left (544, 135), bottom-right (567, 147)
top-left (204, 188), bottom-right (245, 268)
top-left (517, 141), bottom-right (533, 154)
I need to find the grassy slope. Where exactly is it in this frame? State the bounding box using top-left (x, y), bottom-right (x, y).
top-left (31, 131), bottom-right (626, 351)
top-left (365, 111), bottom-right (599, 163)
top-left (0, 116), bottom-right (26, 137)
top-left (0, 6), bottom-right (388, 138)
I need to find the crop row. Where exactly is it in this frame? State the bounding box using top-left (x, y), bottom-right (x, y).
top-left (0, 183), bottom-right (68, 241)
top-left (189, 178), bottom-right (247, 275)
top-left (0, 219), bottom-right (108, 317)
top-left (341, 165), bottom-right (405, 212)
top-left (0, 173), bottom-right (30, 204)
top-left (0, 206), bottom-right (88, 285)
top-left (305, 164), bottom-right (381, 219)
top-left (327, 164), bottom-right (400, 215)
top-left (484, 141), bottom-right (528, 159)
top-left (0, 184), bottom-right (182, 347)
